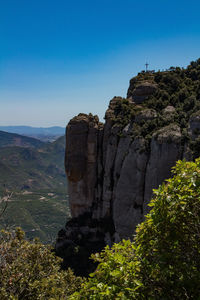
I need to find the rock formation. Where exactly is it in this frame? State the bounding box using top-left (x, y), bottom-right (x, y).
top-left (128, 81), bottom-right (158, 104)
top-left (56, 68), bottom-right (200, 275)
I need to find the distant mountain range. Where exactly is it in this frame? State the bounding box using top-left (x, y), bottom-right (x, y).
top-left (0, 126), bottom-right (65, 142)
top-left (0, 130), bottom-right (44, 148)
top-left (0, 130), bottom-right (69, 242)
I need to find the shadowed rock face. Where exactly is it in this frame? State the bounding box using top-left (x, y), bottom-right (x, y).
top-left (189, 111), bottom-right (200, 140)
top-left (65, 113), bottom-right (102, 218)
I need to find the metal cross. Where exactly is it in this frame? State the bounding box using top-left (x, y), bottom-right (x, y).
top-left (145, 62), bottom-right (149, 72)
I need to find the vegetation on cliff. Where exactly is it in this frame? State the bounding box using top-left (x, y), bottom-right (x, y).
top-left (73, 158), bottom-right (200, 299)
top-left (111, 58), bottom-right (200, 156)
top-left (0, 227), bottom-right (83, 299)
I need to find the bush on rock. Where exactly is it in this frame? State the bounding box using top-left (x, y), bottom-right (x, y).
top-left (0, 228), bottom-right (83, 299)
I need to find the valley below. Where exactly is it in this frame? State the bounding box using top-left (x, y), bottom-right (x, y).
top-left (0, 130), bottom-right (70, 242)
top-left (0, 189), bottom-right (70, 243)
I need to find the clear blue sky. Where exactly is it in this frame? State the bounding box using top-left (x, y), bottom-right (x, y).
top-left (1, 0), bottom-right (200, 126)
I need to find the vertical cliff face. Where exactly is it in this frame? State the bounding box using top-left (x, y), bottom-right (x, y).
top-left (65, 113), bottom-right (102, 218)
top-left (56, 102), bottom-right (185, 275)
top-left (56, 64), bottom-right (200, 275)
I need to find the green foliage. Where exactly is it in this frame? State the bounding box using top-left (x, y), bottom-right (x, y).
top-left (0, 227), bottom-right (83, 299)
top-left (72, 240), bottom-right (139, 299)
top-left (145, 60), bottom-right (200, 120)
top-left (112, 99), bottom-right (142, 128)
top-left (74, 158), bottom-right (200, 299)
top-left (111, 59), bottom-right (200, 150)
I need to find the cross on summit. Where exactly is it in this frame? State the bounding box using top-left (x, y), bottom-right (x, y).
top-left (145, 62), bottom-right (149, 72)
top-left (142, 62), bottom-right (155, 74)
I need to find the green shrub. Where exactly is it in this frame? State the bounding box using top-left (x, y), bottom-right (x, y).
top-left (112, 99), bottom-right (140, 128)
top-left (73, 158), bottom-right (200, 299)
top-left (0, 228), bottom-right (83, 299)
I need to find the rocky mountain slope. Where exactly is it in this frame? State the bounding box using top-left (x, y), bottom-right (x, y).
top-left (0, 135), bottom-right (70, 242)
top-left (0, 126), bottom-right (65, 142)
top-left (56, 59), bottom-right (200, 275)
top-left (0, 135), bottom-right (66, 190)
top-left (0, 130), bottom-right (44, 148)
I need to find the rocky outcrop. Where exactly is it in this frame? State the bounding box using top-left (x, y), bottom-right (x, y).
top-left (65, 113), bottom-right (102, 217)
top-left (189, 111), bottom-right (200, 140)
top-left (56, 75), bottom-right (198, 276)
top-left (127, 81), bottom-right (158, 104)
top-left (135, 108), bottom-right (157, 123)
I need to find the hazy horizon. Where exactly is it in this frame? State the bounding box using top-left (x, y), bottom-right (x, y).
top-left (1, 0), bottom-right (200, 126)
top-left (0, 125), bottom-right (65, 129)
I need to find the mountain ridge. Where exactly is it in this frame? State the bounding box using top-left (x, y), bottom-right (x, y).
top-left (0, 135), bottom-right (66, 191)
top-left (0, 130), bottom-right (45, 148)
top-left (0, 126), bottom-right (65, 142)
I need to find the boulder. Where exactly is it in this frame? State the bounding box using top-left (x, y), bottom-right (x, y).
top-left (128, 81), bottom-right (158, 104)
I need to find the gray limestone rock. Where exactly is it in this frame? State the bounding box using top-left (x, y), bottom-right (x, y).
top-left (135, 108), bottom-right (157, 123)
top-left (101, 125), bottom-right (121, 218)
top-left (65, 113), bottom-right (101, 217)
top-left (128, 81), bottom-right (158, 104)
top-left (113, 138), bottom-right (148, 239)
top-left (162, 106), bottom-right (176, 122)
top-left (143, 124), bottom-right (182, 214)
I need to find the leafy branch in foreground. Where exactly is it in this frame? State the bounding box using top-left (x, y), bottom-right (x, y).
top-left (73, 158), bottom-right (200, 299)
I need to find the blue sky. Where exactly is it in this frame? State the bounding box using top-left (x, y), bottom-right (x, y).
top-left (1, 0), bottom-right (200, 126)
